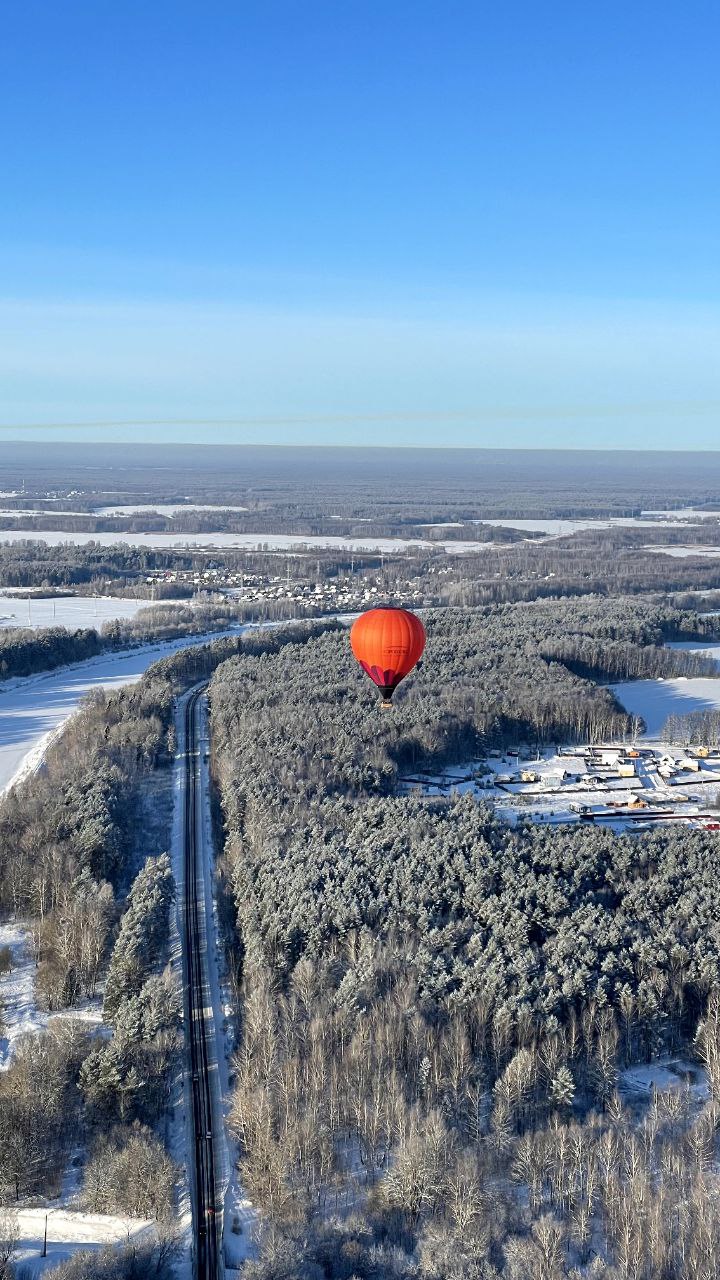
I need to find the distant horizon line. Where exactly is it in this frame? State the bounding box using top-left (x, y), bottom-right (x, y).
top-left (0, 436), bottom-right (720, 457)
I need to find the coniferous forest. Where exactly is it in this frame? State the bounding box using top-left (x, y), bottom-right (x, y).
top-left (3, 599), bottom-right (720, 1276)
top-left (208, 604), bottom-right (720, 1280)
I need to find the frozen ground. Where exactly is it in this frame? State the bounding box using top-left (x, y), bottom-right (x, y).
top-left (0, 921), bottom-right (103, 1071)
top-left (473, 516), bottom-right (702, 536)
top-left (0, 528), bottom-right (490, 555)
top-left (0, 625), bottom-right (252, 795)
top-left (609, 675), bottom-right (720, 737)
top-left (93, 503), bottom-right (248, 516)
top-left (646, 545), bottom-right (720, 558)
top-left (0, 593), bottom-right (183, 631)
top-left (11, 1208), bottom-right (155, 1277)
top-left (619, 1057), bottom-right (709, 1102)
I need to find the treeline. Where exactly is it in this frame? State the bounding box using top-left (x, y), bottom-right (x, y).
top-left (209, 603), bottom-right (720, 1277)
top-left (664, 708), bottom-right (720, 749)
top-left (540, 638), bottom-right (717, 682)
top-left (0, 626), bottom-right (103, 679)
top-left (0, 621), bottom-right (337, 1225)
top-left (437, 536), bottom-right (720, 605)
top-left (0, 593), bottom-right (346, 684)
top-left (0, 673), bottom-right (179, 1212)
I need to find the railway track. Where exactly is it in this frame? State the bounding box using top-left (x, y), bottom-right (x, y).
top-left (183, 687), bottom-right (220, 1279)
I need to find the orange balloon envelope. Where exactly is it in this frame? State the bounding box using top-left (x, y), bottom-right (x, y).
top-left (350, 607), bottom-right (426, 705)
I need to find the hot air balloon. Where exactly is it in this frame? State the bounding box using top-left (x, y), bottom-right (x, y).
top-left (350, 607), bottom-right (426, 706)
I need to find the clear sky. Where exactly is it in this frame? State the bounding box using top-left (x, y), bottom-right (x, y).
top-left (1, 1), bottom-right (719, 448)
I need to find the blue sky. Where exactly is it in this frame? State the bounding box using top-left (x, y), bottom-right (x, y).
top-left (1, 1), bottom-right (719, 447)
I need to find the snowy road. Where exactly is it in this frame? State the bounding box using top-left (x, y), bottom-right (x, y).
top-left (174, 688), bottom-right (234, 1277)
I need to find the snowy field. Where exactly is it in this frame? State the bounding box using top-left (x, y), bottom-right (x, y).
top-left (619, 1058), bottom-right (709, 1103)
top-left (608, 679), bottom-right (720, 736)
top-left (609, 633), bottom-right (720, 739)
top-left (93, 502), bottom-right (248, 516)
top-left (646, 545), bottom-right (720, 558)
top-left (642, 507), bottom-right (720, 520)
top-left (0, 593), bottom-right (181, 631)
top-left (0, 528), bottom-right (488, 554)
top-left (0, 626), bottom-right (251, 795)
top-left (473, 516), bottom-right (703, 536)
top-left (11, 1209), bottom-right (156, 1277)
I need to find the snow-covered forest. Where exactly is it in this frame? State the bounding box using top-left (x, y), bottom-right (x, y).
top-left (3, 597), bottom-right (720, 1276)
top-left (209, 603), bottom-right (720, 1279)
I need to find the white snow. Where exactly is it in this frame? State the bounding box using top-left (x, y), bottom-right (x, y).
top-left (666, 640), bottom-right (720, 663)
top-left (642, 507), bottom-right (720, 520)
top-left (0, 528), bottom-right (489, 555)
top-left (12, 1208), bottom-right (156, 1277)
top-left (0, 593), bottom-right (184, 631)
top-left (0, 922), bottom-right (103, 1072)
top-left (476, 516), bottom-right (700, 536)
top-left (0, 626), bottom-right (251, 796)
top-left (0, 923), bottom-right (48, 1065)
top-left (609, 676), bottom-right (720, 737)
top-left (646, 545), bottom-right (720, 558)
top-left (93, 503), bottom-right (248, 516)
top-left (619, 1058), bottom-right (709, 1101)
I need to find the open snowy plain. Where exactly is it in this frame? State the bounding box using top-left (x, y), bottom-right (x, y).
top-left (0, 627), bottom-right (247, 795)
top-left (0, 593), bottom-right (181, 631)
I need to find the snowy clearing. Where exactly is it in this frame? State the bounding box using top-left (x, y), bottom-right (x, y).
top-left (646, 545), bottom-right (720, 558)
top-left (619, 1058), bottom-right (709, 1102)
top-left (0, 626), bottom-right (252, 795)
top-left (472, 516), bottom-right (702, 536)
top-left (609, 676), bottom-right (720, 737)
top-left (0, 528), bottom-right (490, 555)
top-left (0, 593), bottom-right (184, 631)
top-left (0, 921), bottom-right (103, 1071)
top-left (12, 1208), bottom-right (156, 1277)
top-left (93, 503), bottom-right (248, 516)
top-left (0, 922), bottom-right (49, 1064)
